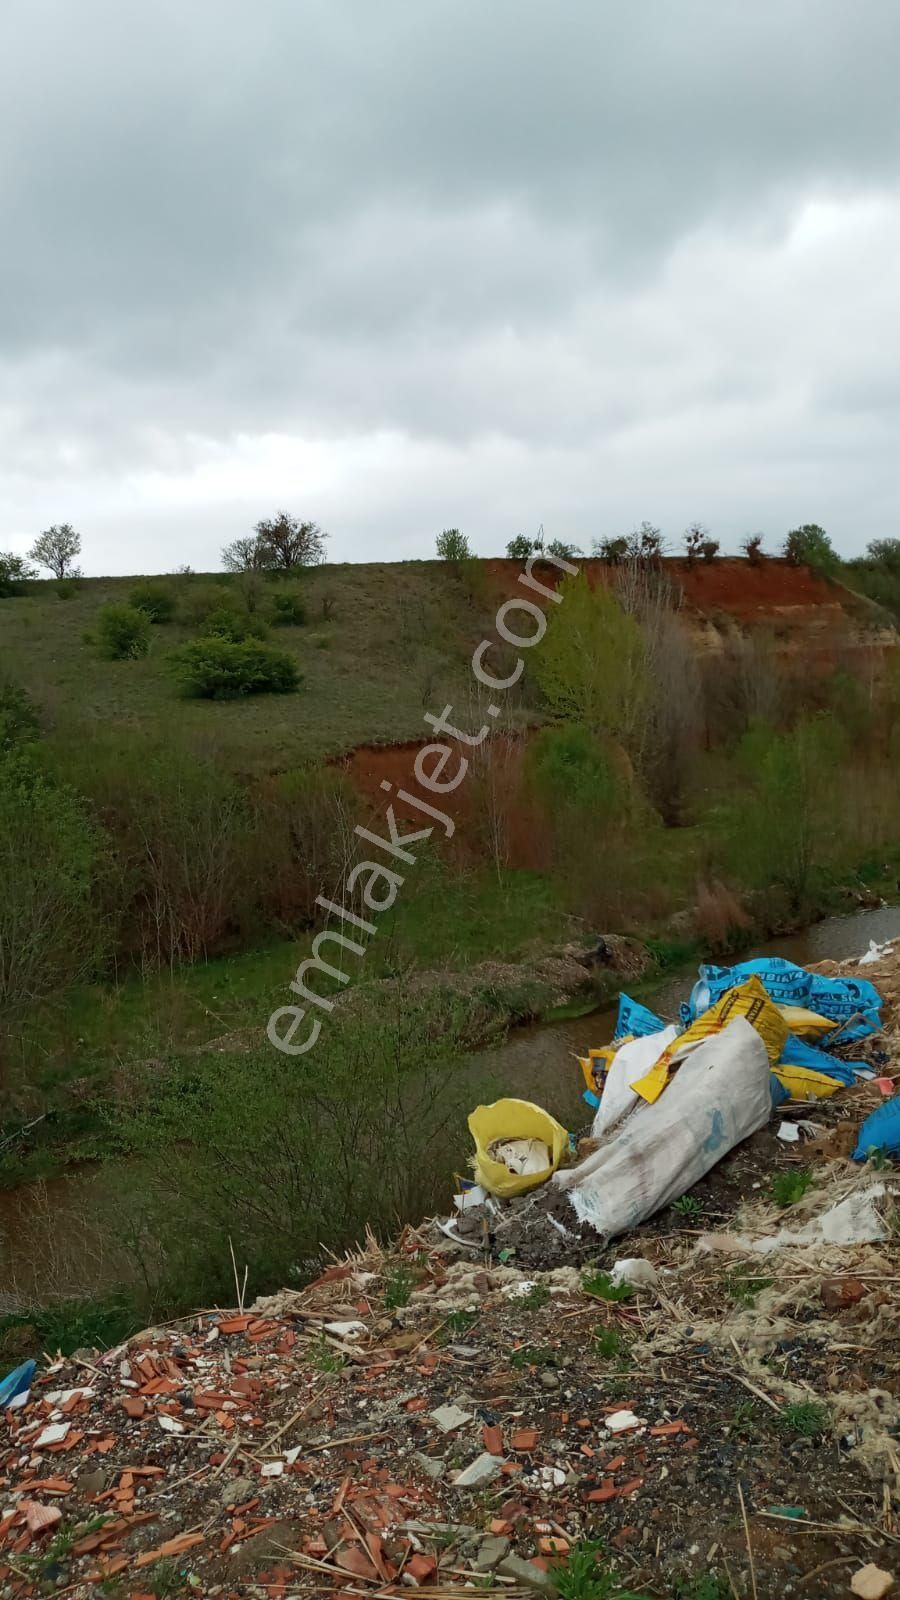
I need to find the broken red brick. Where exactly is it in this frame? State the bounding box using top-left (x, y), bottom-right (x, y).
top-left (511, 1428), bottom-right (539, 1451)
top-left (586, 1481), bottom-right (617, 1503)
top-left (821, 1277), bottom-right (866, 1311)
top-left (406, 1552), bottom-right (438, 1581)
top-left (649, 1421), bottom-right (691, 1437)
top-left (121, 1398), bottom-right (146, 1420)
top-left (482, 1424), bottom-right (504, 1455)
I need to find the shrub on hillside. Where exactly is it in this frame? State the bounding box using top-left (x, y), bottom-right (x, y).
top-left (0, 680), bottom-right (39, 754)
top-left (270, 590), bottom-right (306, 626)
top-left (0, 552), bottom-right (36, 597)
top-left (181, 582), bottom-right (235, 628)
top-left (56, 578), bottom-right (80, 600)
top-left (128, 580), bottom-right (176, 623)
top-left (46, 734), bottom-right (262, 967)
top-left (93, 604), bottom-right (152, 660)
top-left (202, 607), bottom-right (267, 642)
top-left (0, 757), bottom-right (110, 1018)
top-left (170, 637), bottom-right (300, 699)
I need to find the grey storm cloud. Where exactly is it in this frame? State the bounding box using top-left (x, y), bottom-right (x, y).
top-left (2, 0), bottom-right (900, 571)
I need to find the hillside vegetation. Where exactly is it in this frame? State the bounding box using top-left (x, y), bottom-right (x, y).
top-left (1, 549), bottom-right (900, 1336)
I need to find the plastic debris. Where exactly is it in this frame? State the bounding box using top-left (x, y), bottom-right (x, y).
top-left (0, 1358), bottom-right (36, 1410)
top-left (469, 1099), bottom-right (569, 1197)
top-left (609, 1258), bottom-right (660, 1290)
top-left (859, 939), bottom-right (894, 966)
top-left (701, 1184), bottom-right (888, 1255)
top-left (558, 1019), bottom-right (772, 1240)
top-left (853, 1096), bottom-right (900, 1161)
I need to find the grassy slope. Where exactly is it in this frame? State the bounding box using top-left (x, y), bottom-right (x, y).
top-left (1, 563), bottom-right (493, 767)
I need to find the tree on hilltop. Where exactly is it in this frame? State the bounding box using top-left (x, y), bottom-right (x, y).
top-left (29, 523), bottom-right (81, 579)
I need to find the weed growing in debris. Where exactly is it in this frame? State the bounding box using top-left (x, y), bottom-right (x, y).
top-left (383, 1266), bottom-right (414, 1309)
top-left (147, 1558), bottom-right (183, 1597)
top-left (518, 1281), bottom-right (551, 1310)
top-left (581, 1270), bottom-right (633, 1303)
top-left (671, 1194), bottom-right (702, 1219)
top-left (866, 1147), bottom-right (891, 1170)
top-left (771, 1168), bottom-right (813, 1207)
top-left (307, 1332), bottom-right (344, 1374)
top-left (674, 1576), bottom-right (732, 1600)
top-left (776, 1400), bottom-right (829, 1438)
top-left (552, 1539), bottom-right (650, 1600)
top-left (510, 1344), bottom-right (555, 1369)
top-left (593, 1325), bottom-right (627, 1362)
top-left (438, 1309), bottom-right (479, 1342)
top-left (891, 1206), bottom-right (900, 1238)
top-left (725, 1266), bottom-right (773, 1306)
top-left (732, 1399), bottom-right (758, 1432)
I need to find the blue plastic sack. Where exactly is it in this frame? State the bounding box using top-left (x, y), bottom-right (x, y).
top-left (769, 1072), bottom-right (790, 1109)
top-left (688, 959), bottom-right (882, 1041)
top-left (853, 1096), bottom-right (900, 1161)
top-left (779, 1035), bottom-right (860, 1086)
top-left (0, 1359), bottom-right (35, 1408)
top-left (614, 994), bottom-right (665, 1041)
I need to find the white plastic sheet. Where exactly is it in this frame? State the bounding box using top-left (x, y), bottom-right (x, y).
top-left (591, 1025), bottom-right (679, 1136)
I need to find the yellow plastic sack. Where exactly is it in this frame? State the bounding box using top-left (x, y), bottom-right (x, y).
top-left (633, 976), bottom-right (789, 1105)
top-left (578, 1045), bottom-right (620, 1096)
top-left (773, 1064), bottom-right (843, 1100)
top-left (468, 1098), bottom-right (569, 1197)
top-left (776, 1004), bottom-right (835, 1040)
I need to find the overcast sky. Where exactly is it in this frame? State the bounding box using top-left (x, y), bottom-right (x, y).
top-left (2, 1), bottom-right (900, 574)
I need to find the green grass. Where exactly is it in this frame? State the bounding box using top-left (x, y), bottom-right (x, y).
top-left (306, 1332), bottom-right (344, 1374)
top-left (553, 1541), bottom-right (650, 1600)
top-left (383, 1266), bottom-right (415, 1309)
top-left (0, 1294), bottom-right (140, 1359)
top-left (0, 563), bottom-right (502, 769)
top-left (775, 1400), bottom-right (829, 1439)
top-left (725, 1267), bottom-right (773, 1306)
top-left (517, 1281), bottom-right (551, 1310)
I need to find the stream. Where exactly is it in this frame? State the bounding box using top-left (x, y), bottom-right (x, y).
top-left (1, 905), bottom-right (898, 1313)
top-left (465, 903), bottom-right (900, 1138)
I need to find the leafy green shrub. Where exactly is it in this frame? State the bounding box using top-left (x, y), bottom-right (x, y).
top-left (181, 582), bottom-right (234, 628)
top-left (201, 607), bottom-right (267, 643)
top-left (115, 999), bottom-right (475, 1310)
top-left (170, 636), bottom-right (300, 699)
top-left (0, 757), bottom-right (110, 1017)
top-left (93, 604), bottom-right (152, 660)
top-left (128, 580), bottom-right (176, 623)
top-left (724, 714), bottom-right (848, 911)
top-left (0, 552), bottom-right (36, 597)
top-left (270, 590), bottom-right (307, 626)
top-left (55, 578), bottom-right (80, 600)
top-left (771, 1168), bottom-right (812, 1207)
top-left (0, 680), bottom-right (39, 754)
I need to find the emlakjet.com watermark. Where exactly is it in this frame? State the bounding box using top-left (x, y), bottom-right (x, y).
top-left (267, 548), bottom-right (578, 1057)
